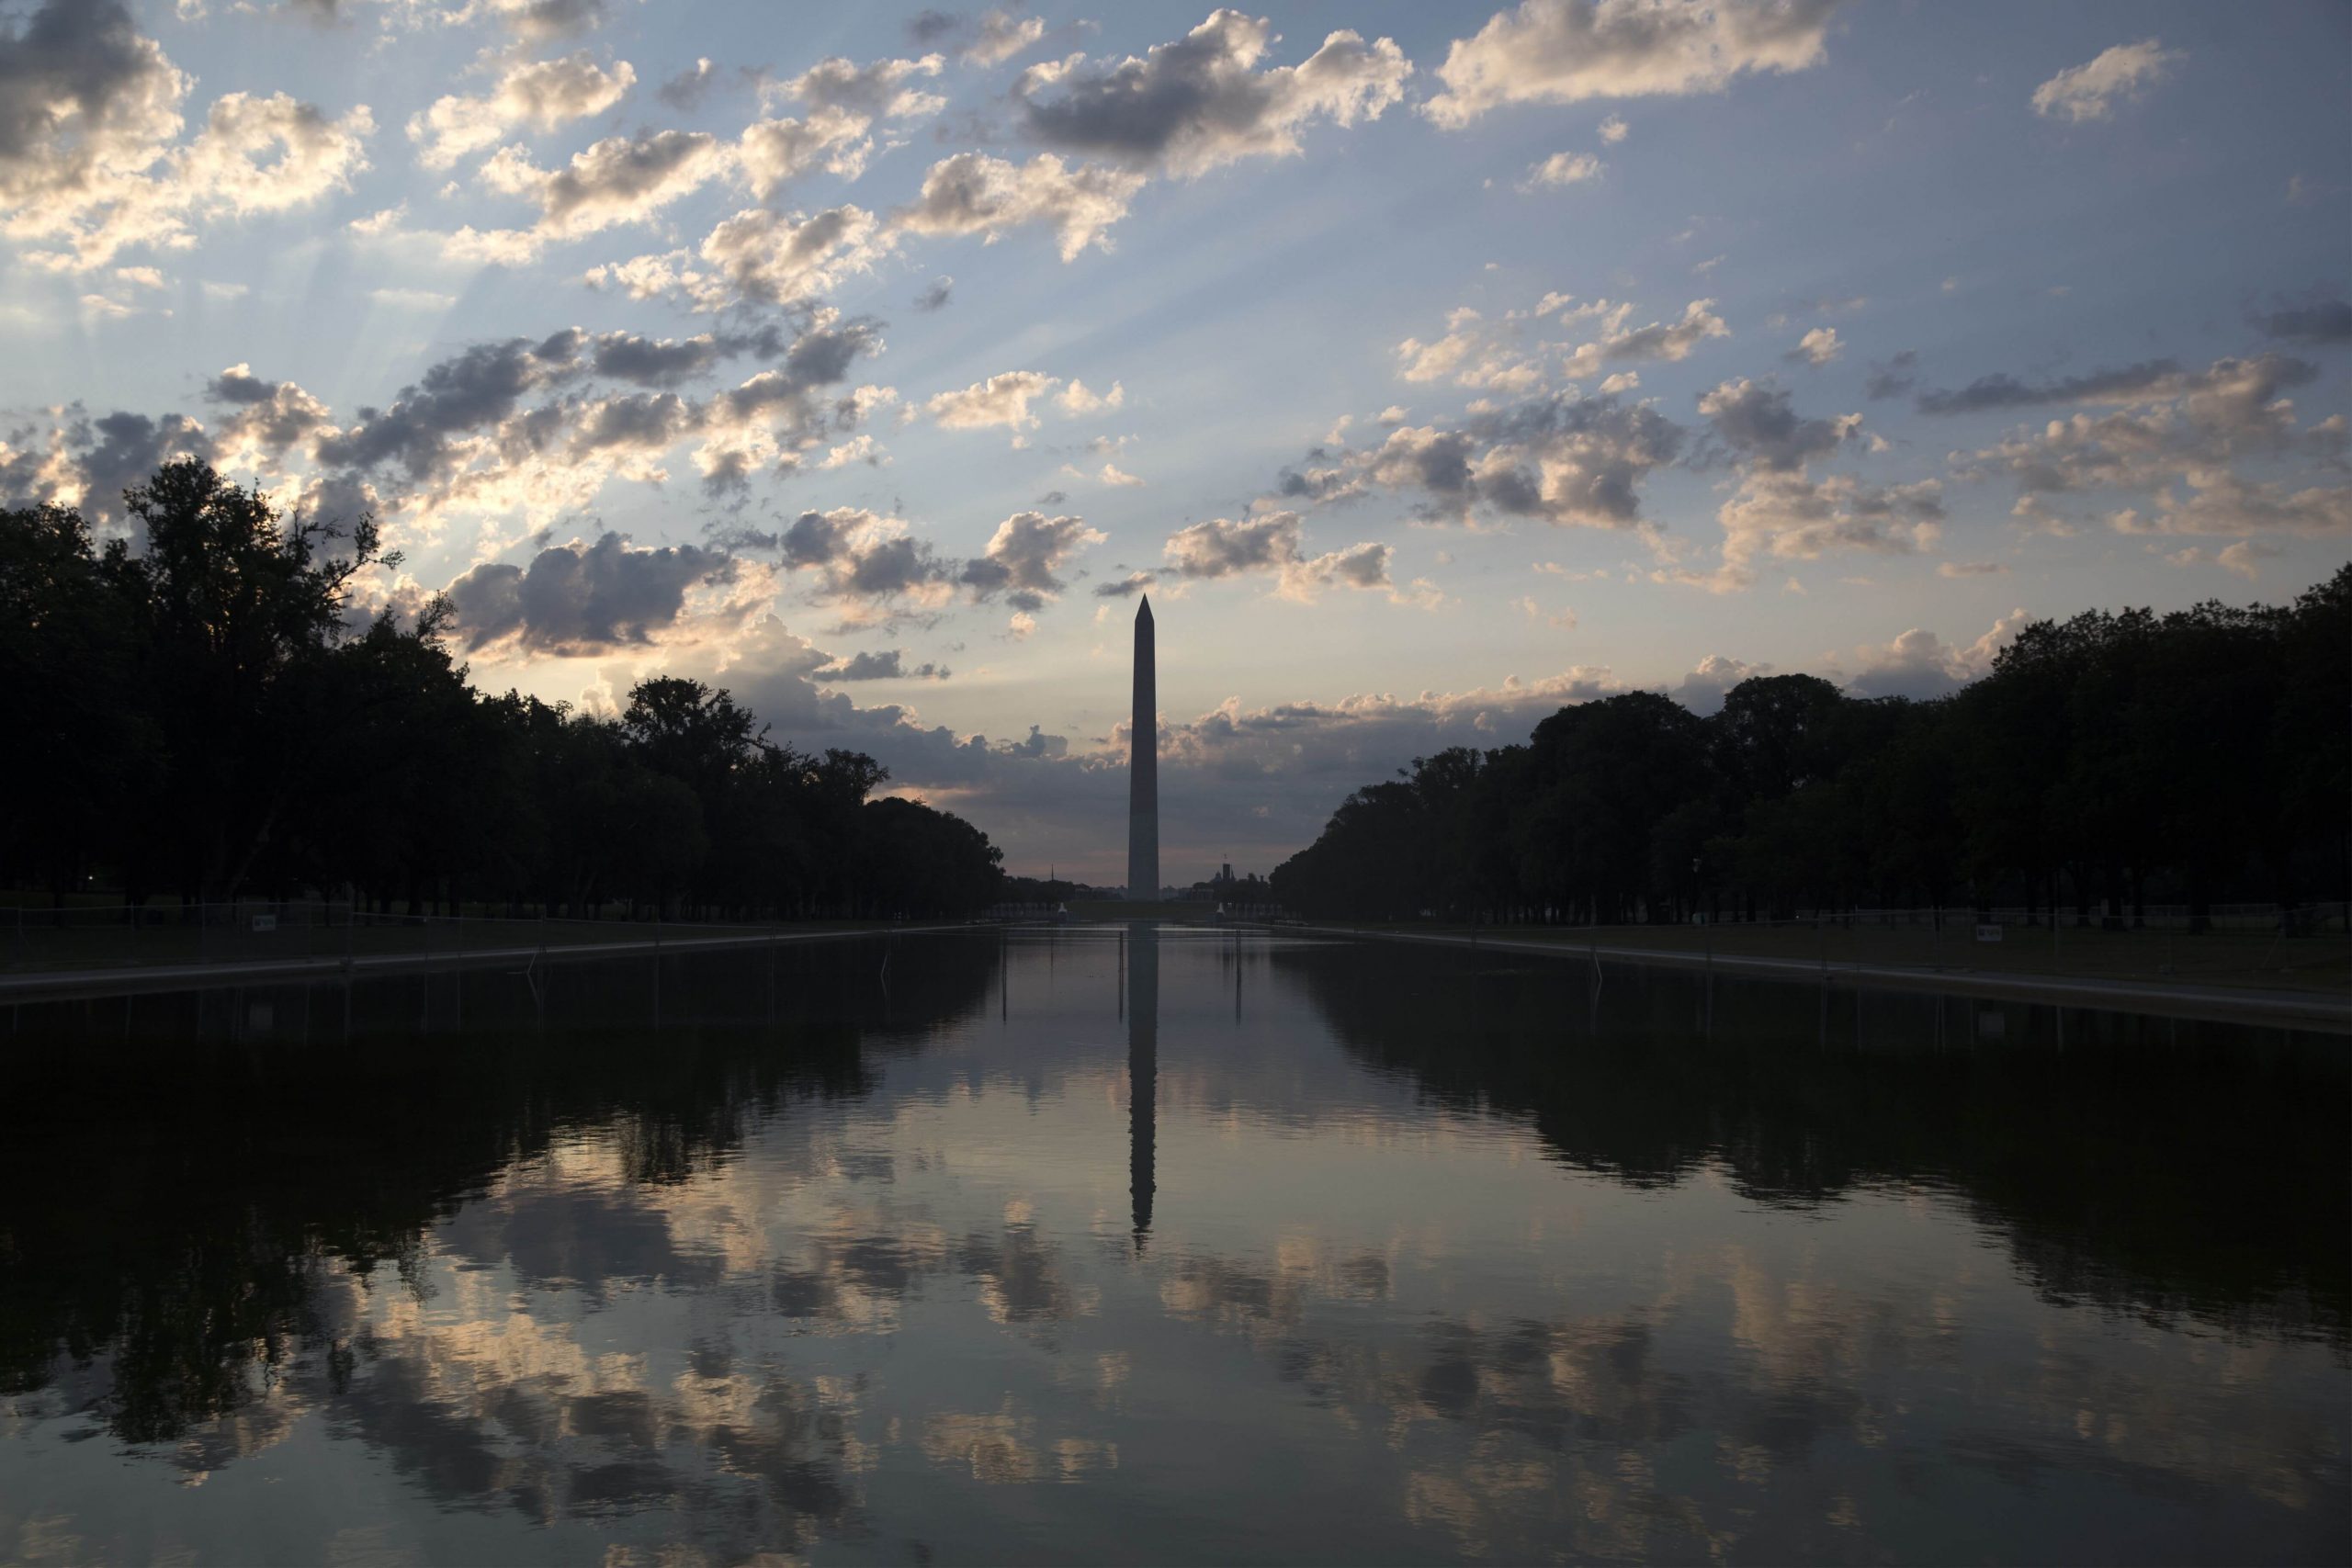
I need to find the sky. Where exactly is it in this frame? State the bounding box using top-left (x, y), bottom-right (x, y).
top-left (3, 0), bottom-right (2347, 884)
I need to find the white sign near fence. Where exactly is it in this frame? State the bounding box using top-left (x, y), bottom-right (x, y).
top-left (251, 914), bottom-right (277, 932)
top-left (1974, 923), bottom-right (2002, 942)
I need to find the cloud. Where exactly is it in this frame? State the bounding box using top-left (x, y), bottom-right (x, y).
top-left (585, 328), bottom-right (748, 388)
top-left (1596, 113), bottom-right (1628, 143)
top-left (912, 275), bottom-right (955, 311)
top-left (966, 10), bottom-right (1047, 67)
top-left (925, 370), bottom-right (1060, 443)
top-left (1937, 560), bottom-right (2007, 578)
top-left (1160, 511), bottom-right (1399, 603)
top-left (1423, 0), bottom-right (1845, 128)
top-left (477, 128), bottom-right (729, 247)
top-left (1840, 610), bottom-right (2030, 699)
top-left (2030, 38), bottom-right (2182, 123)
top-left (1009, 10), bottom-right (1410, 178)
top-left (1863, 349), bottom-right (1917, 400)
top-left (1097, 463), bottom-right (1143, 488)
top-left (441, 532), bottom-right (741, 655)
top-left (816, 648), bottom-right (949, 681)
top-left (594, 204), bottom-right (893, 310)
top-left (958, 510), bottom-right (1106, 608)
top-left (1950, 352), bottom-right (2347, 538)
top-left (405, 51), bottom-right (633, 170)
top-left (1346, 388), bottom-right (1685, 530)
top-left (1518, 150), bottom-right (1602, 190)
top-left (1698, 378), bottom-right (1860, 470)
top-left (781, 51), bottom-right (946, 121)
top-left (1055, 378), bottom-right (1124, 414)
top-left (1396, 307), bottom-right (1546, 391)
top-left (314, 329), bottom-right (583, 482)
top-left (1912, 356), bottom-right (2273, 414)
top-left (0, 0), bottom-right (375, 274)
top-left (735, 104), bottom-right (872, 194)
top-left (657, 57), bottom-right (717, 110)
top-left (2253, 299), bottom-right (2352, 345)
top-left (733, 504), bottom-right (1100, 619)
top-left (1093, 571), bottom-right (1157, 598)
top-left (1560, 298), bottom-right (1729, 378)
top-left (891, 151), bottom-right (1144, 261)
top-left (1787, 326), bottom-right (1841, 366)
top-left (1655, 380), bottom-right (1933, 592)
top-left (1672, 652), bottom-right (1771, 715)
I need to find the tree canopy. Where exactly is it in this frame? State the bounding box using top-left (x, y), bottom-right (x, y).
top-left (0, 461), bottom-right (1005, 920)
top-left (1272, 565), bottom-right (2350, 931)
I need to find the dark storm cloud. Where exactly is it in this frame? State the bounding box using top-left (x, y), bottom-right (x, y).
top-left (77, 410), bottom-right (214, 525)
top-left (1863, 349), bottom-right (1917, 400)
top-left (314, 333), bottom-right (583, 479)
top-left (2253, 299), bottom-right (2352, 345)
top-left (441, 532), bottom-right (737, 654)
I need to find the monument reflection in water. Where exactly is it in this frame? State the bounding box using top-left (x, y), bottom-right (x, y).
top-left (0, 931), bottom-right (2344, 1565)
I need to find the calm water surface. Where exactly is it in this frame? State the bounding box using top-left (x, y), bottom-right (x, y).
top-left (2, 930), bottom-right (2345, 1564)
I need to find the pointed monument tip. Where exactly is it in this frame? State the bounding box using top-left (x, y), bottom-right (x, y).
top-left (1136, 593), bottom-right (1152, 618)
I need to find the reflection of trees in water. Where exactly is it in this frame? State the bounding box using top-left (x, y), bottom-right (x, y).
top-left (1273, 943), bottom-right (2351, 1348)
top-left (0, 936), bottom-right (999, 1473)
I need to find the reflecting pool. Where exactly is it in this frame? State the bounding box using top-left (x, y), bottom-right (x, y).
top-left (2, 930), bottom-right (2345, 1563)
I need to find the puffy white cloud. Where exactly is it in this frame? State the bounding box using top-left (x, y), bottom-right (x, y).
top-left (1011, 10), bottom-right (1410, 177)
top-left (593, 205), bottom-right (893, 310)
top-left (891, 152), bottom-right (1145, 261)
top-left (2030, 38), bottom-right (2182, 123)
top-left (481, 127), bottom-right (730, 243)
top-left (966, 9), bottom-right (1047, 67)
top-left (925, 370), bottom-right (1061, 444)
top-left (405, 51), bottom-right (634, 170)
top-left (1838, 610), bottom-right (2030, 699)
top-left (1, 0), bottom-right (375, 274)
top-left (1788, 325), bottom-right (1841, 366)
top-left (1423, 0), bottom-right (1846, 129)
top-left (1519, 150), bottom-right (1602, 190)
top-left (1596, 113), bottom-right (1629, 143)
top-left (1394, 307), bottom-right (1545, 392)
top-left (736, 104), bottom-right (871, 193)
top-left (1056, 378), bottom-right (1125, 414)
top-left (779, 51), bottom-right (946, 122)
top-left (1560, 298), bottom-right (1729, 378)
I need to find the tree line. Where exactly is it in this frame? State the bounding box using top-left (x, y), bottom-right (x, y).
top-left (1270, 565), bottom-right (2350, 931)
top-left (0, 460), bottom-right (1005, 920)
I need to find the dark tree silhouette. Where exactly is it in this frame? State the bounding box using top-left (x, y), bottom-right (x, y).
top-left (0, 462), bottom-right (1007, 921)
top-left (1272, 564), bottom-right (2352, 928)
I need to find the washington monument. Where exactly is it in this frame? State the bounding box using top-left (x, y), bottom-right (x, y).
top-left (1127, 596), bottom-right (1159, 901)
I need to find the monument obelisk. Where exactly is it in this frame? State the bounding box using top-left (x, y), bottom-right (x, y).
top-left (1126, 596), bottom-right (1159, 902)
